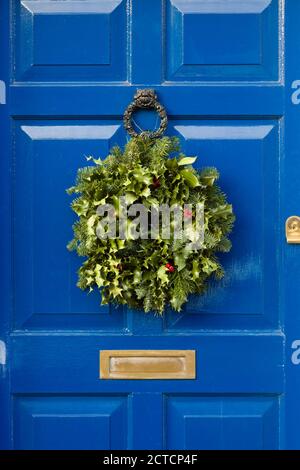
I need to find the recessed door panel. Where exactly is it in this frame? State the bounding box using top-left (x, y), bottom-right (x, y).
top-left (13, 121), bottom-right (127, 330)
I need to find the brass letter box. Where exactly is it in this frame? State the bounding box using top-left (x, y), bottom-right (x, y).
top-left (100, 350), bottom-right (196, 379)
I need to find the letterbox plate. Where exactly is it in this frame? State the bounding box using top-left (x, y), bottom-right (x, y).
top-left (99, 350), bottom-right (196, 380)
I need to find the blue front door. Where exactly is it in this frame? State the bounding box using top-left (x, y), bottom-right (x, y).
top-left (1, 0), bottom-right (300, 450)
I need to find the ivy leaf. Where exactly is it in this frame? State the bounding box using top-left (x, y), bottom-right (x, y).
top-left (180, 169), bottom-right (199, 188)
top-left (110, 286), bottom-right (123, 298)
top-left (178, 156), bottom-right (197, 166)
top-left (109, 239), bottom-right (118, 252)
top-left (94, 264), bottom-right (105, 288)
top-left (101, 296), bottom-right (109, 305)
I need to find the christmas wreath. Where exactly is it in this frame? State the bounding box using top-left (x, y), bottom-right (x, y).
top-left (67, 91), bottom-right (235, 314)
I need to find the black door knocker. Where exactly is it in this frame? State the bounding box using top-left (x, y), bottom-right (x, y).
top-left (123, 89), bottom-right (168, 139)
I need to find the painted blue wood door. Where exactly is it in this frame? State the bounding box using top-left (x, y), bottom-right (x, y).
top-left (1, 0), bottom-right (300, 450)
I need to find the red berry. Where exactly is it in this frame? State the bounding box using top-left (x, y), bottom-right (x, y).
top-left (165, 263), bottom-right (175, 273)
top-left (152, 177), bottom-right (161, 188)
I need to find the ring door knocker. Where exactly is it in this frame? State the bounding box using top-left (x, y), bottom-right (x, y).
top-left (123, 89), bottom-right (168, 139)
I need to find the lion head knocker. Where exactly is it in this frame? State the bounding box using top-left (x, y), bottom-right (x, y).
top-left (134, 89), bottom-right (157, 108)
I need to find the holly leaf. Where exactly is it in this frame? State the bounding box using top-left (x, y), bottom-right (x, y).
top-left (86, 156), bottom-right (102, 165)
top-left (141, 186), bottom-right (151, 198)
top-left (201, 257), bottom-right (219, 274)
top-left (180, 169), bottom-right (199, 188)
top-left (117, 239), bottom-right (125, 249)
top-left (170, 295), bottom-right (186, 311)
top-left (72, 198), bottom-right (89, 216)
top-left (145, 197), bottom-right (159, 208)
top-left (178, 156), bottom-right (197, 166)
top-left (174, 253), bottom-right (186, 272)
top-left (157, 266), bottom-right (169, 285)
top-left (133, 168), bottom-right (152, 185)
top-left (125, 192), bottom-right (137, 204)
top-left (199, 167), bottom-right (219, 186)
top-left (133, 269), bottom-right (142, 284)
top-left (87, 215), bottom-right (97, 235)
top-left (165, 158), bottom-right (178, 170)
top-left (192, 260), bottom-right (200, 280)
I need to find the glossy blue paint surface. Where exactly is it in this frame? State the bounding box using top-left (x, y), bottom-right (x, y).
top-left (0, 0), bottom-right (299, 450)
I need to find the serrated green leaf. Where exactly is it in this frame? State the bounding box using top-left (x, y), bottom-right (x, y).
top-left (133, 168), bottom-right (152, 185)
top-left (180, 169), bottom-right (199, 188)
top-left (133, 269), bottom-right (142, 284)
top-left (165, 158), bottom-right (178, 170)
top-left (110, 285), bottom-right (123, 298)
top-left (117, 239), bottom-right (125, 249)
top-left (170, 295), bottom-right (185, 311)
top-left (157, 266), bottom-right (169, 285)
top-left (125, 192), bottom-right (137, 204)
top-left (174, 248), bottom-right (190, 272)
top-left (87, 215), bottom-right (97, 235)
top-left (178, 156), bottom-right (197, 166)
top-left (201, 257), bottom-right (219, 274)
top-left (141, 186), bottom-right (151, 198)
top-left (192, 259), bottom-right (200, 280)
top-left (72, 198), bottom-right (89, 216)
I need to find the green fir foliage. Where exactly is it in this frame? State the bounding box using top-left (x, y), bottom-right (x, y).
top-left (67, 136), bottom-right (235, 314)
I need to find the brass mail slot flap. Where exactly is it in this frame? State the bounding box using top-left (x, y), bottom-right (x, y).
top-left (100, 350), bottom-right (196, 379)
